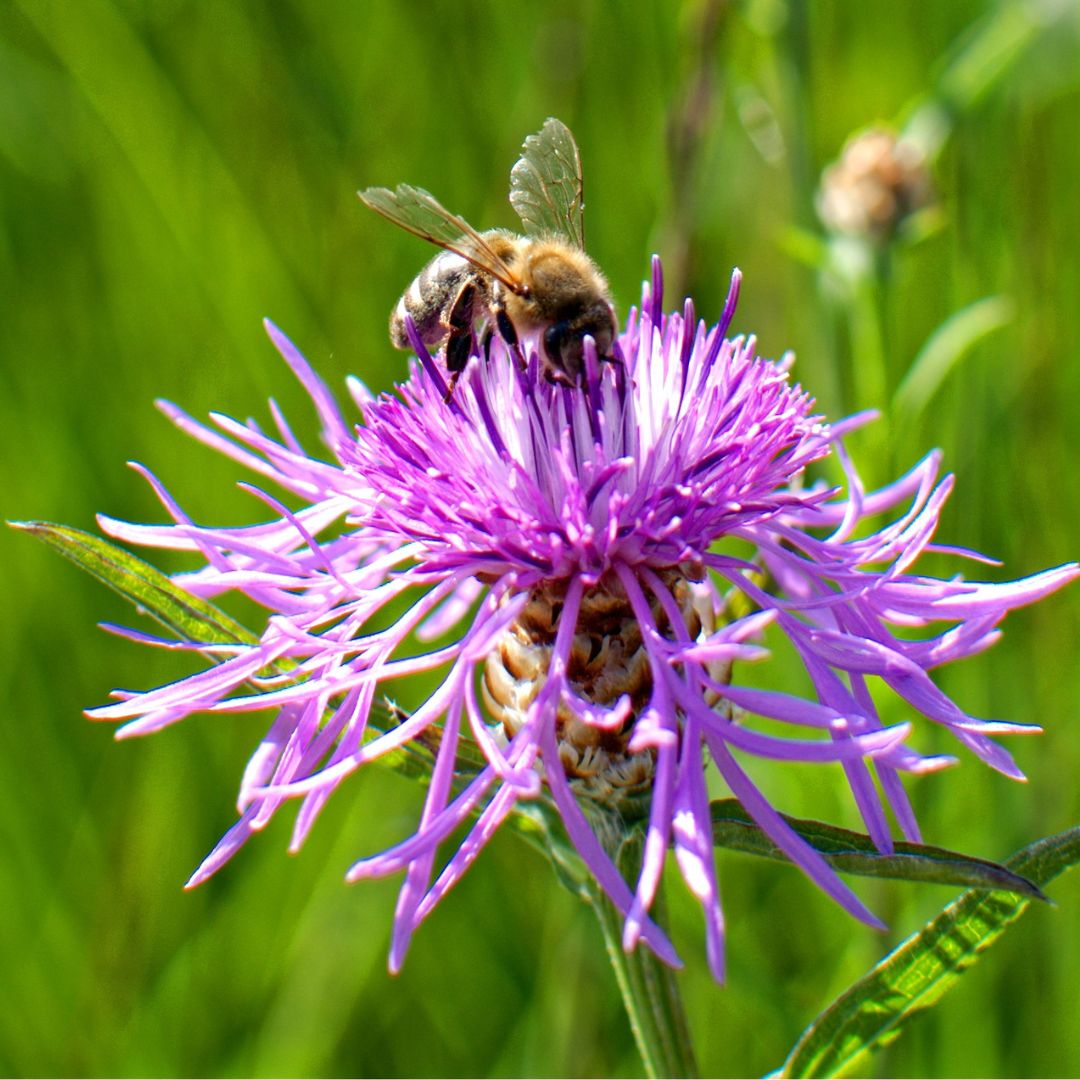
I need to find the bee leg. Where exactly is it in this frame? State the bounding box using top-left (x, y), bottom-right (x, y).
top-left (442, 335), bottom-right (470, 402)
top-left (602, 351), bottom-right (629, 395)
top-left (543, 368), bottom-right (576, 387)
top-left (445, 330), bottom-right (472, 375)
top-left (480, 325), bottom-right (494, 363)
top-left (444, 280), bottom-right (478, 370)
top-left (441, 367), bottom-right (465, 404)
top-left (493, 307), bottom-right (526, 370)
top-left (494, 307), bottom-right (518, 347)
top-left (440, 281), bottom-right (478, 401)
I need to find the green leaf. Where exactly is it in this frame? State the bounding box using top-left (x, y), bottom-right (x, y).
top-left (14, 520), bottom-right (439, 787)
top-left (934, 1), bottom-right (1050, 119)
top-left (776, 225), bottom-right (829, 271)
top-left (776, 825), bottom-right (1080, 1079)
top-left (12, 520), bottom-right (256, 644)
top-left (711, 798), bottom-right (1045, 898)
top-left (893, 295), bottom-right (1014, 420)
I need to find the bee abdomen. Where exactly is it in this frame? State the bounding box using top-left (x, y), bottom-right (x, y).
top-left (390, 252), bottom-right (473, 349)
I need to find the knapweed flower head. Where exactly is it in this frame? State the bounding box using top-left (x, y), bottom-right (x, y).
top-left (92, 259), bottom-right (1076, 982)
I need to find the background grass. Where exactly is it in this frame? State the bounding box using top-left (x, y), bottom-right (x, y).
top-left (3, 0), bottom-right (1080, 1076)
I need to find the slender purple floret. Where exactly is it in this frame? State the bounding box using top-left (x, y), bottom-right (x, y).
top-left (90, 259), bottom-right (1077, 981)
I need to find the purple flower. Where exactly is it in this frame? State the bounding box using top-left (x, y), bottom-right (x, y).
top-left (91, 259), bottom-right (1076, 982)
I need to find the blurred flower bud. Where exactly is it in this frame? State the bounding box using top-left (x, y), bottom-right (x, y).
top-left (817, 127), bottom-right (931, 242)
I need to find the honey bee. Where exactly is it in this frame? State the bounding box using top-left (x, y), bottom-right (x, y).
top-left (359, 119), bottom-right (616, 393)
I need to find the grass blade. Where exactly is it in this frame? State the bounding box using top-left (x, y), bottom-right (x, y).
top-left (893, 295), bottom-right (1013, 420)
top-left (776, 825), bottom-right (1080, 1079)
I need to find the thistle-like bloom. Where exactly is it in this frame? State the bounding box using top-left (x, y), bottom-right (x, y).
top-left (92, 260), bottom-right (1076, 982)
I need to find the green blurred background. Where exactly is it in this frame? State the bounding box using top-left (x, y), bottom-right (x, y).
top-left (4, 0), bottom-right (1080, 1075)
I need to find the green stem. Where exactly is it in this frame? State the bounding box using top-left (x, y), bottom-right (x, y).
top-left (848, 262), bottom-right (888, 421)
top-left (589, 828), bottom-right (698, 1079)
top-left (825, 236), bottom-right (892, 480)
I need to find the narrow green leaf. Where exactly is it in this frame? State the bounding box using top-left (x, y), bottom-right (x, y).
top-left (934, 0), bottom-right (1048, 118)
top-left (777, 825), bottom-right (1080, 1079)
top-left (776, 225), bottom-right (829, 271)
top-left (15, 521), bottom-right (441, 788)
top-left (893, 295), bottom-right (1014, 419)
top-left (711, 798), bottom-right (1045, 898)
top-left (13, 520), bottom-right (257, 644)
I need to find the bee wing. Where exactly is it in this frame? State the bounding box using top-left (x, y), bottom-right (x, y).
top-left (359, 184), bottom-right (525, 294)
top-left (509, 118), bottom-right (585, 250)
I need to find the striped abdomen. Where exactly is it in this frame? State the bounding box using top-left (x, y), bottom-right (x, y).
top-left (390, 251), bottom-right (478, 349)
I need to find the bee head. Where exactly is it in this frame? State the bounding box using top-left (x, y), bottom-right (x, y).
top-left (542, 302), bottom-right (617, 384)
